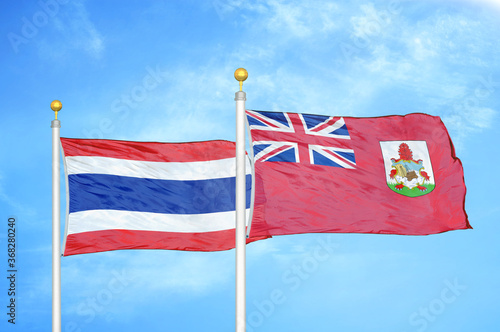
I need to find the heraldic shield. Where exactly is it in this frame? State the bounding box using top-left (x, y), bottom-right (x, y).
top-left (380, 141), bottom-right (435, 197)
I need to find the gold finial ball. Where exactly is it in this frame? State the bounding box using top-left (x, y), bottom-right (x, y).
top-left (234, 68), bottom-right (248, 82)
top-left (51, 100), bottom-right (62, 112)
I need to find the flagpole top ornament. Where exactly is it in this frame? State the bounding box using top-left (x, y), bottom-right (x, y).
top-left (234, 68), bottom-right (248, 91)
top-left (51, 100), bottom-right (62, 120)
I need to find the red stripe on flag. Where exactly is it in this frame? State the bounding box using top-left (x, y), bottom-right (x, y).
top-left (64, 229), bottom-right (268, 256)
top-left (323, 149), bottom-right (355, 167)
top-left (289, 113), bottom-right (311, 164)
top-left (60, 138), bottom-right (236, 162)
top-left (260, 144), bottom-right (294, 162)
top-left (248, 112), bottom-right (283, 129)
top-left (308, 116), bottom-right (341, 133)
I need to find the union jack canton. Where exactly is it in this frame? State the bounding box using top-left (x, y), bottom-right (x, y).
top-left (246, 110), bottom-right (356, 169)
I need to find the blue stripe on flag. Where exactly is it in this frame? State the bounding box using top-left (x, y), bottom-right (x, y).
top-left (247, 116), bottom-right (269, 128)
top-left (68, 174), bottom-right (251, 214)
top-left (267, 147), bottom-right (296, 162)
top-left (302, 113), bottom-right (329, 130)
top-left (262, 111), bottom-right (290, 127)
top-left (253, 144), bottom-right (271, 156)
top-left (336, 150), bottom-right (355, 163)
top-left (331, 123), bottom-right (349, 136)
top-left (312, 151), bottom-right (343, 167)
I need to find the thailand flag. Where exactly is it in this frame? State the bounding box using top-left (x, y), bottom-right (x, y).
top-left (60, 138), bottom-right (263, 256)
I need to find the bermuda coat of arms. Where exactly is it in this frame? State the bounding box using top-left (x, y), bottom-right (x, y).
top-left (380, 141), bottom-right (435, 197)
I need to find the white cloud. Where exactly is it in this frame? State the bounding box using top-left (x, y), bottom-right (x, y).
top-left (457, 0), bottom-right (500, 12)
top-left (217, 0), bottom-right (340, 40)
top-left (442, 105), bottom-right (497, 148)
top-left (63, 250), bottom-right (233, 297)
top-left (350, 3), bottom-right (394, 39)
top-left (128, 66), bottom-right (237, 142)
top-left (39, 0), bottom-right (105, 59)
top-left (0, 173), bottom-right (36, 218)
top-left (263, 0), bottom-right (338, 38)
top-left (61, 249), bottom-right (235, 323)
top-left (469, 106), bottom-right (496, 128)
top-left (411, 37), bottom-right (438, 61)
top-left (64, 1), bottom-right (104, 57)
top-left (338, 2), bottom-right (499, 122)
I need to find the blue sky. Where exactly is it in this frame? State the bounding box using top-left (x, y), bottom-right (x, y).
top-left (1, 0), bottom-right (500, 331)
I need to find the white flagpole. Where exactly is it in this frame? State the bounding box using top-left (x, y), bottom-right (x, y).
top-left (51, 100), bottom-right (62, 332)
top-left (234, 68), bottom-right (248, 332)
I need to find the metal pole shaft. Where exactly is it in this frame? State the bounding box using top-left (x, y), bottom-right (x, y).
top-left (235, 90), bottom-right (247, 332)
top-left (52, 119), bottom-right (61, 332)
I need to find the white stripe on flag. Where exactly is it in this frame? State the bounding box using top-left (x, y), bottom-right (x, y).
top-left (67, 209), bottom-right (251, 235)
top-left (66, 155), bottom-right (251, 180)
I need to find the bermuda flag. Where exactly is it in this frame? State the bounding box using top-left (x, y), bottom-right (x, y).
top-left (246, 110), bottom-right (471, 238)
top-left (60, 138), bottom-right (265, 256)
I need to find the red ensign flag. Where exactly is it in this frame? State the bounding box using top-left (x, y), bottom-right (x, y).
top-left (246, 110), bottom-right (471, 238)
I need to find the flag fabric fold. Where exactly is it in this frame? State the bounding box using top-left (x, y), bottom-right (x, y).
top-left (61, 138), bottom-right (264, 256)
top-left (246, 110), bottom-right (471, 238)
